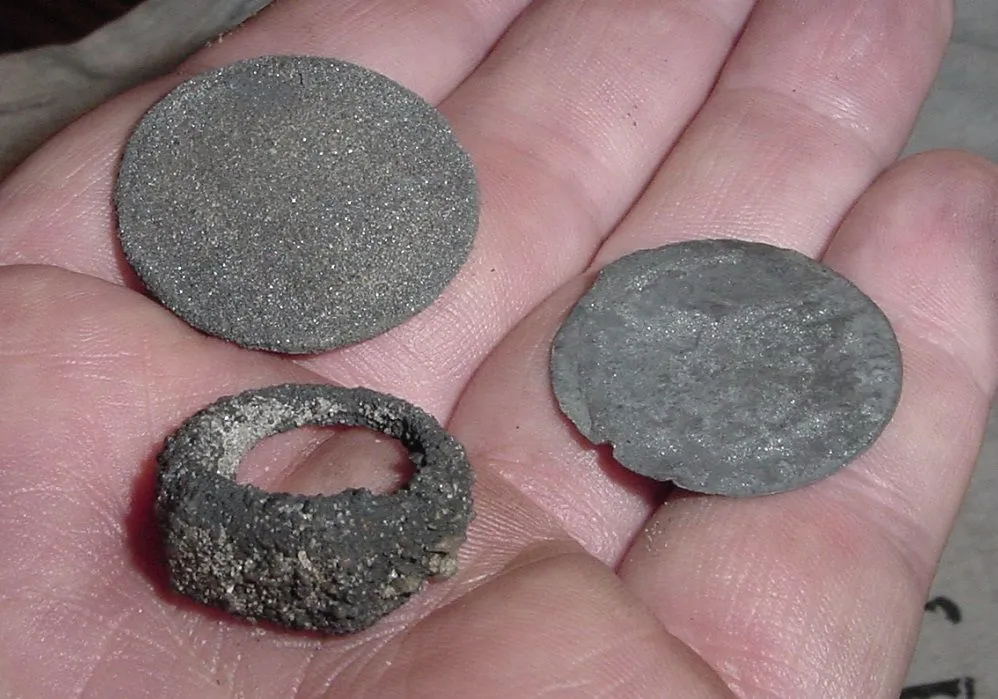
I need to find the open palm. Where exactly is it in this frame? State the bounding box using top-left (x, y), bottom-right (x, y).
top-left (2, 1), bottom-right (997, 696)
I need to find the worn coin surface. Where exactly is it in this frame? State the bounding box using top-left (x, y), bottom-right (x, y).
top-left (156, 383), bottom-right (474, 635)
top-left (116, 55), bottom-right (479, 353)
top-left (550, 239), bottom-right (902, 496)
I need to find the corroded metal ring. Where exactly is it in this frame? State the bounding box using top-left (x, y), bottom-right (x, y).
top-left (156, 383), bottom-right (474, 635)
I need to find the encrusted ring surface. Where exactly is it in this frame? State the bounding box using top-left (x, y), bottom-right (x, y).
top-left (156, 383), bottom-right (474, 634)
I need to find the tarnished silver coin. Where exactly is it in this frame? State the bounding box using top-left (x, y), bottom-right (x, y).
top-left (550, 239), bottom-right (902, 496)
top-left (116, 55), bottom-right (478, 354)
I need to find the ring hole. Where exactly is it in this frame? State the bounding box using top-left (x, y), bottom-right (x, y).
top-left (234, 425), bottom-right (414, 496)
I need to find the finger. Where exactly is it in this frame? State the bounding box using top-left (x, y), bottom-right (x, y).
top-left (595, 0), bottom-right (952, 264)
top-left (450, 278), bottom-right (664, 565)
top-left (0, 0), bottom-right (530, 279)
top-left (435, 0), bottom-right (757, 290)
top-left (187, 0), bottom-right (533, 98)
top-left (359, 542), bottom-right (736, 699)
top-left (293, 0), bottom-right (759, 401)
top-left (616, 151), bottom-right (998, 697)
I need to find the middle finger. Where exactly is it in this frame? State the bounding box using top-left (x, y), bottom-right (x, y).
top-left (299, 0), bottom-right (759, 409)
top-left (595, 0), bottom-right (952, 265)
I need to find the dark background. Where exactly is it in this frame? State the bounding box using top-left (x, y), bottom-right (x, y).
top-left (0, 0), bottom-right (143, 53)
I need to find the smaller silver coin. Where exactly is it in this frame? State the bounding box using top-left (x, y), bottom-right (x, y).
top-left (550, 239), bottom-right (903, 496)
top-left (115, 55), bottom-right (479, 354)
top-left (156, 383), bottom-right (474, 634)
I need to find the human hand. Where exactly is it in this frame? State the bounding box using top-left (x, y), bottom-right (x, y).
top-left (1, 1), bottom-right (996, 696)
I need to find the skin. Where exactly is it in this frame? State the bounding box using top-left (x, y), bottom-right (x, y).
top-left (0, 0), bottom-right (996, 696)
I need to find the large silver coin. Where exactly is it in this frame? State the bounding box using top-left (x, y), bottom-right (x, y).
top-left (116, 55), bottom-right (478, 354)
top-left (550, 239), bottom-right (902, 496)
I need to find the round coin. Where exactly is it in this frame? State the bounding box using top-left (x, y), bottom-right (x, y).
top-left (156, 383), bottom-right (475, 635)
top-left (550, 239), bottom-right (902, 496)
top-left (116, 55), bottom-right (479, 353)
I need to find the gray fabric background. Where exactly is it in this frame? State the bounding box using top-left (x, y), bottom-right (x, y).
top-left (0, 1), bottom-right (995, 696)
top-left (0, 0), bottom-right (272, 178)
